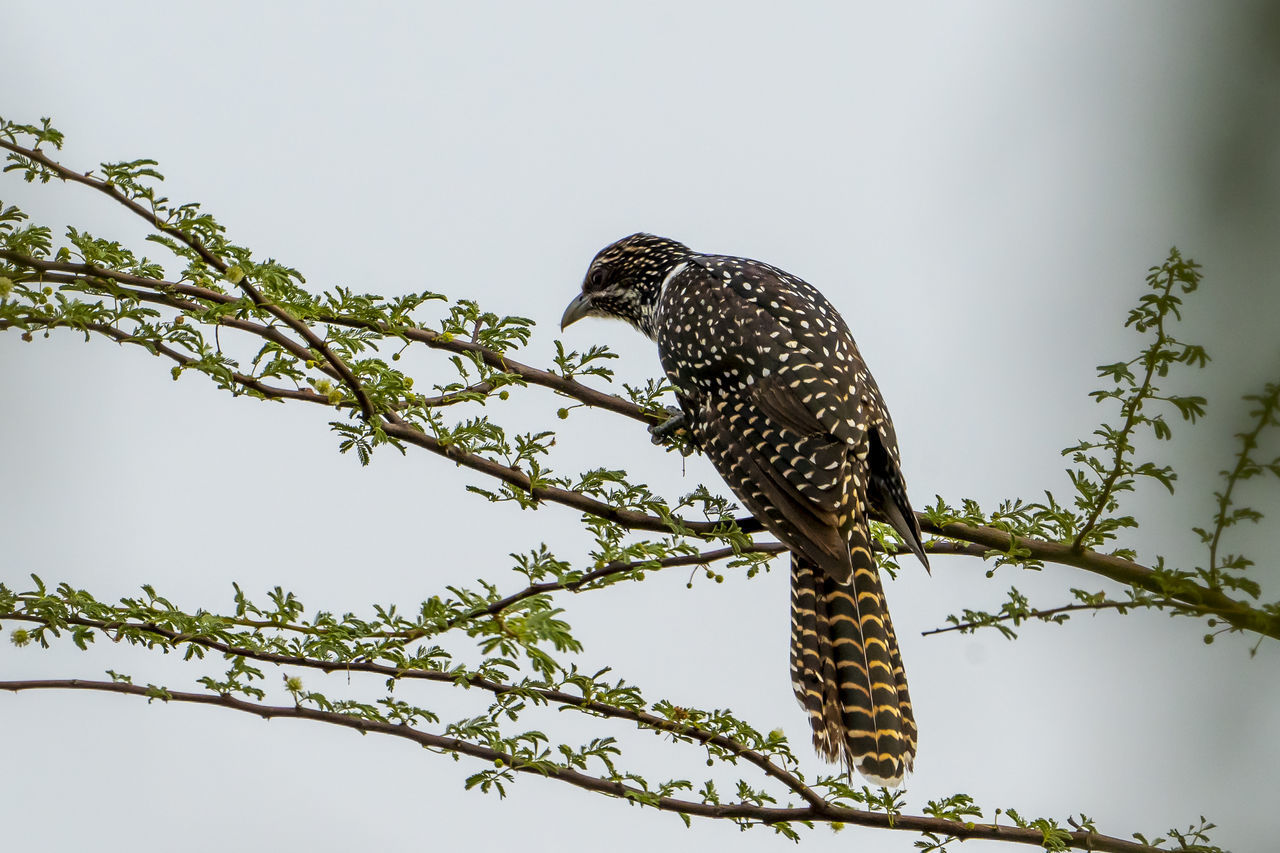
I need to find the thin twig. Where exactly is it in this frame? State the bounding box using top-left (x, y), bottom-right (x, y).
top-left (921, 598), bottom-right (1184, 637)
top-left (1071, 272), bottom-right (1175, 550)
top-left (1207, 385), bottom-right (1280, 585)
top-left (444, 544), bottom-right (789, 630)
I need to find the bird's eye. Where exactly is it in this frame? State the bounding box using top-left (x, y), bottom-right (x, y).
top-left (587, 268), bottom-right (606, 291)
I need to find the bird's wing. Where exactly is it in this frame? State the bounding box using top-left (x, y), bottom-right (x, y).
top-left (867, 422), bottom-right (930, 569)
top-left (694, 384), bottom-right (855, 582)
top-left (708, 258), bottom-right (929, 569)
top-left (704, 256), bottom-right (874, 448)
top-left (665, 260), bottom-right (888, 581)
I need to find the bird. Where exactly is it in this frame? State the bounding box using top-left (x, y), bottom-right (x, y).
top-left (561, 233), bottom-right (929, 786)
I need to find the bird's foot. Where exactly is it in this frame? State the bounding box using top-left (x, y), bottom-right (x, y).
top-left (649, 406), bottom-right (696, 454)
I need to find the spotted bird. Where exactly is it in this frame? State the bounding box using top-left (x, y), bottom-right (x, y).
top-left (561, 233), bottom-right (929, 786)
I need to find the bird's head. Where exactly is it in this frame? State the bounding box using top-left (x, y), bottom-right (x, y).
top-left (561, 233), bottom-right (692, 338)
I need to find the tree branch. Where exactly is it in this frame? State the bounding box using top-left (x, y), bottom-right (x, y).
top-left (1071, 267), bottom-right (1174, 550)
top-left (448, 540), bottom-right (989, 633)
top-left (1206, 384), bottom-right (1280, 585)
top-left (920, 597), bottom-right (1209, 638)
top-left (0, 144), bottom-right (375, 420)
top-left (445, 544), bottom-right (788, 629)
top-left (920, 517), bottom-right (1279, 640)
top-left (0, 247), bottom-right (651, 423)
top-left (0, 315), bottom-right (332, 406)
top-left (0, 609), bottom-right (820, 808)
top-left (0, 678), bottom-right (1161, 852)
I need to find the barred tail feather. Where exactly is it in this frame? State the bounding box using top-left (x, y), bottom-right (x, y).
top-left (881, 580), bottom-right (918, 761)
top-left (790, 556), bottom-right (839, 745)
top-left (789, 551), bottom-right (916, 786)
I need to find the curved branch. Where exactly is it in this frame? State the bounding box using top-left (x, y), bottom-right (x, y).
top-left (4, 279), bottom-right (490, 413)
top-left (0, 146), bottom-right (375, 420)
top-left (2, 249), bottom-right (650, 422)
top-left (0, 141), bottom-right (225, 269)
top-left (920, 518), bottom-right (1280, 640)
top-left (0, 264), bottom-right (327, 375)
top-left (378, 414), bottom-right (745, 535)
top-left (237, 276), bottom-right (375, 420)
top-left (0, 679), bottom-right (1159, 852)
top-left (446, 544), bottom-right (788, 629)
top-left (452, 539), bottom-right (988, 631)
top-left (0, 609), bottom-right (818, 808)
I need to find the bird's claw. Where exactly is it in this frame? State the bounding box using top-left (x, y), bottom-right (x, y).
top-left (649, 405), bottom-right (696, 455)
top-left (649, 405), bottom-right (687, 442)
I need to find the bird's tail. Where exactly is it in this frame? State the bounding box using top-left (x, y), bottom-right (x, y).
top-left (789, 551), bottom-right (916, 786)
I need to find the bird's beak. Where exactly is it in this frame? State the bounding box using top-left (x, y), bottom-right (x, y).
top-left (560, 292), bottom-right (593, 330)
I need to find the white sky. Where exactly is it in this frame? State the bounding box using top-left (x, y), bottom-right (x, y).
top-left (2, 3), bottom-right (1278, 851)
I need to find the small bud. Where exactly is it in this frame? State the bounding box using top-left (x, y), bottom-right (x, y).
top-left (830, 823), bottom-right (845, 834)
top-left (173, 315), bottom-right (184, 325)
top-left (306, 360), bottom-right (316, 368)
top-left (42, 286), bottom-right (52, 295)
top-left (171, 366), bottom-right (182, 381)
top-left (327, 389), bottom-right (343, 405)
top-left (391, 352), bottom-right (401, 361)
top-left (11, 628), bottom-right (32, 647)
top-left (284, 675), bottom-right (304, 693)
top-left (557, 408), bottom-right (569, 420)
top-left (437, 332), bottom-right (454, 343)
top-left (769, 728), bottom-right (785, 741)
top-left (498, 390), bottom-right (509, 400)
top-left (21, 332), bottom-right (32, 342)
top-left (0, 276), bottom-right (13, 299)
top-left (225, 265), bottom-right (245, 285)
top-left (705, 758), bottom-right (713, 767)
top-left (404, 377), bottom-right (414, 389)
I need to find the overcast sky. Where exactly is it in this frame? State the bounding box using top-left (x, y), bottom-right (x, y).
top-left (3, 3), bottom-right (1278, 852)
